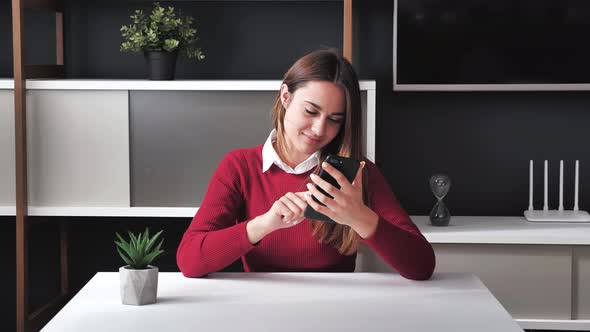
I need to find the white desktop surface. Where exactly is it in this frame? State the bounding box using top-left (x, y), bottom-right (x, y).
top-left (41, 272), bottom-right (522, 332)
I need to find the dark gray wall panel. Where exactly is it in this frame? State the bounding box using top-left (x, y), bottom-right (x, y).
top-left (0, 1), bottom-right (11, 77)
top-left (0, 5), bottom-right (57, 77)
top-left (24, 9), bottom-right (56, 66)
top-left (130, 91), bottom-right (275, 207)
top-left (0, 218), bottom-right (15, 332)
top-left (63, 0), bottom-right (342, 79)
top-left (354, 1), bottom-right (590, 216)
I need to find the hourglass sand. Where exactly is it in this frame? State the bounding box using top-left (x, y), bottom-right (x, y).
top-left (429, 174), bottom-right (451, 226)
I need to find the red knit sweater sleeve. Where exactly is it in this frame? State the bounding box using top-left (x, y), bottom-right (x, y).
top-left (177, 150), bottom-right (255, 277)
top-left (362, 161), bottom-right (436, 280)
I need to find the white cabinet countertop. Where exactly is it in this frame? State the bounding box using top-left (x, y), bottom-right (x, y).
top-left (0, 79), bottom-right (375, 90)
top-left (413, 215), bottom-right (590, 245)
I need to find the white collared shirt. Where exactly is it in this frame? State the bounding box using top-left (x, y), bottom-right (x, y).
top-left (262, 129), bottom-right (320, 174)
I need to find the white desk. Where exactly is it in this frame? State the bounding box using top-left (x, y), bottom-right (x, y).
top-left (41, 272), bottom-right (522, 332)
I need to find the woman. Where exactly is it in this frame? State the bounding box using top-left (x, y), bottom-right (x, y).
top-left (177, 49), bottom-right (435, 280)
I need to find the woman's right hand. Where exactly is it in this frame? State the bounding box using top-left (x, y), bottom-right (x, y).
top-left (246, 191), bottom-right (309, 244)
top-left (264, 191), bottom-right (309, 231)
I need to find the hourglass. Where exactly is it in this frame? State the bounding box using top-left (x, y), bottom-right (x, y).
top-left (429, 174), bottom-right (451, 226)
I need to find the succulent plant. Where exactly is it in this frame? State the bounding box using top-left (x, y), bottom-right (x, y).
top-left (115, 228), bottom-right (165, 269)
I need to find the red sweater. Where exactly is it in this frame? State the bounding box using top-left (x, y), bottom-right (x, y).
top-left (177, 145), bottom-right (435, 280)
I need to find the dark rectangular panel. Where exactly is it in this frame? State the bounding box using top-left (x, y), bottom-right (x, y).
top-left (396, 0), bottom-right (590, 84)
top-left (130, 90), bottom-right (276, 207)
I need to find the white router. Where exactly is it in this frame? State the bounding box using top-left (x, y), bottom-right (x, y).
top-left (524, 160), bottom-right (590, 222)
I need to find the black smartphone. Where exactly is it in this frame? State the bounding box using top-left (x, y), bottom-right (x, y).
top-left (304, 154), bottom-right (361, 223)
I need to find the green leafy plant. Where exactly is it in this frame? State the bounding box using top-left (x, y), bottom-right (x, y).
top-left (115, 228), bottom-right (165, 270)
top-left (120, 2), bottom-right (205, 60)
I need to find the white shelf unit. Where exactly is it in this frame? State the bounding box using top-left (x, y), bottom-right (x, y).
top-left (0, 79), bottom-right (376, 217)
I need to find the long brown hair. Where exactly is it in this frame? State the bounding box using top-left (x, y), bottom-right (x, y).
top-left (271, 49), bottom-right (367, 255)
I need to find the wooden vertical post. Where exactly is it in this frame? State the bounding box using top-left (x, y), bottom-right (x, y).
top-left (60, 220), bottom-right (69, 295)
top-left (56, 12), bottom-right (64, 65)
top-left (57, 9), bottom-right (68, 300)
top-left (343, 0), bottom-right (353, 62)
top-left (12, 0), bottom-right (29, 331)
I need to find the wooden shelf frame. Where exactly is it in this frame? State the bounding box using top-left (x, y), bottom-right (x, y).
top-left (343, 0), bottom-right (352, 61)
top-left (13, 1), bottom-right (68, 332)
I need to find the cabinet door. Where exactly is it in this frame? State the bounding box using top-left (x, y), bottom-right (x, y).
top-left (26, 90), bottom-right (130, 207)
top-left (433, 244), bottom-right (571, 320)
top-left (574, 247), bottom-right (590, 319)
top-left (0, 90), bottom-right (15, 209)
top-left (129, 90), bottom-right (274, 207)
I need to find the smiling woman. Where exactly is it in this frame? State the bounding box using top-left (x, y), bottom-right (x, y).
top-left (177, 49), bottom-right (435, 281)
top-left (278, 80), bottom-right (345, 166)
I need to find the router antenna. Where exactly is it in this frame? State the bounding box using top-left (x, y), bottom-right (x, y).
top-left (575, 160), bottom-right (580, 211)
top-left (543, 160), bottom-right (549, 211)
top-left (528, 160), bottom-right (534, 211)
top-left (559, 160), bottom-right (564, 211)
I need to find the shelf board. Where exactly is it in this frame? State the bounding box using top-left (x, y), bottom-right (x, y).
top-left (0, 206), bottom-right (16, 216)
top-left (517, 319), bottom-right (590, 331)
top-left (29, 206), bottom-right (198, 218)
top-left (0, 79), bottom-right (376, 91)
top-left (0, 79), bottom-right (13, 89)
top-left (1, 206), bottom-right (197, 218)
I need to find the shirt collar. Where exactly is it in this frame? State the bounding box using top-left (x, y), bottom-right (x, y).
top-left (262, 129), bottom-right (320, 174)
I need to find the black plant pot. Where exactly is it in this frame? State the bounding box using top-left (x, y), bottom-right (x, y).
top-left (144, 50), bottom-right (178, 80)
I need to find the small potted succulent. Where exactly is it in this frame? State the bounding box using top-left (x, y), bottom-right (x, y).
top-left (115, 227), bottom-right (165, 305)
top-left (120, 2), bottom-right (205, 80)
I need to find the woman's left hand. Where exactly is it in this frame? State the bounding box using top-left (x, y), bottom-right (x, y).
top-left (305, 161), bottom-right (379, 237)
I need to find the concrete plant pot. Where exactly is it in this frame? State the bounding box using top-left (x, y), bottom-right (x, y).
top-left (119, 265), bottom-right (158, 305)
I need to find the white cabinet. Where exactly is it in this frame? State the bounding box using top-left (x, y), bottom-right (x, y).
top-left (433, 244), bottom-right (571, 320)
top-left (0, 79), bottom-right (376, 216)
